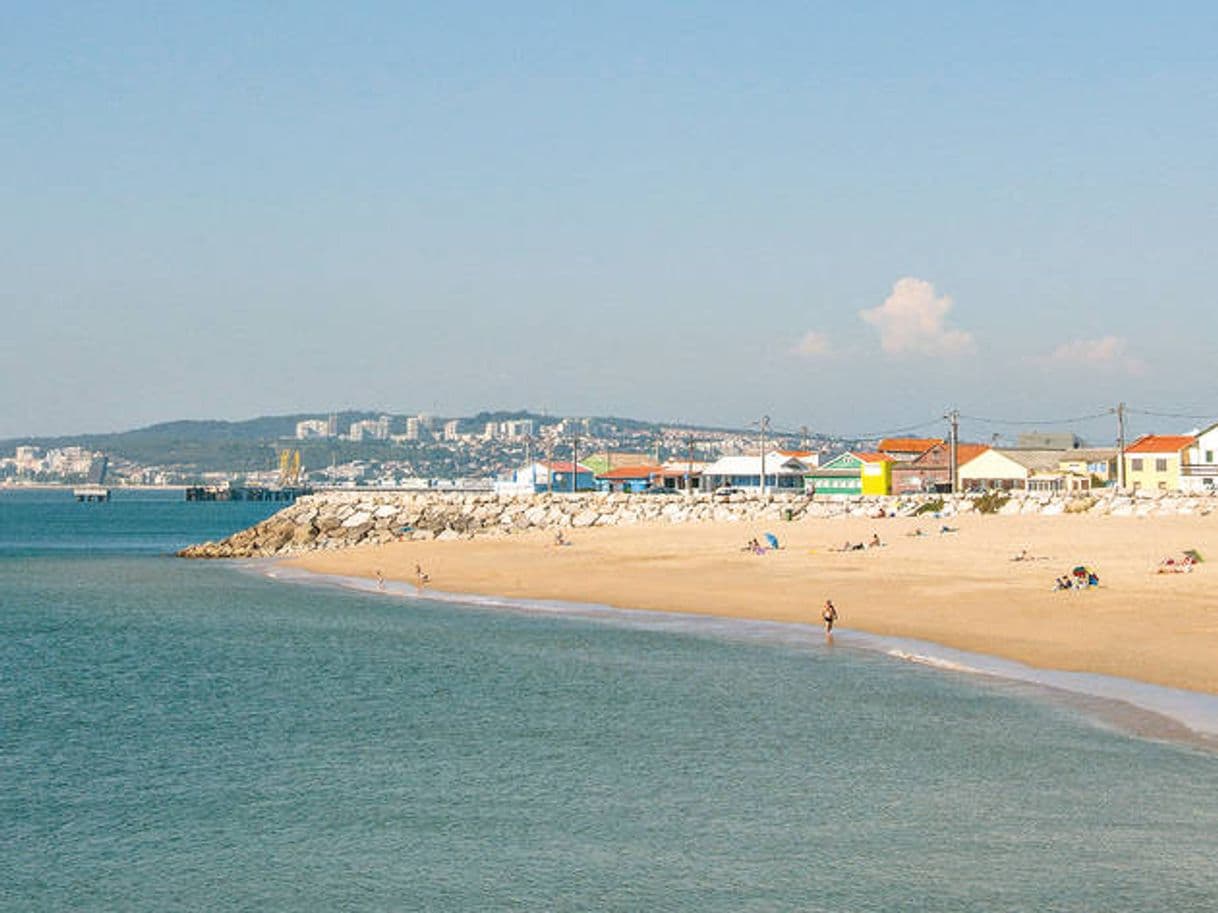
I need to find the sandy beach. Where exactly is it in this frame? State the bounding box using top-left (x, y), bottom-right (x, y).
top-left (286, 512), bottom-right (1218, 695)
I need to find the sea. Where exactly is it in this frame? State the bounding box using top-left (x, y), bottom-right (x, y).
top-left (3, 488), bottom-right (1218, 912)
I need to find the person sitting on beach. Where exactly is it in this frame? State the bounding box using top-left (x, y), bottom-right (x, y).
top-left (554, 531), bottom-right (569, 547)
top-left (939, 525), bottom-right (959, 534)
top-left (1156, 554), bottom-right (1196, 574)
top-left (1053, 576), bottom-right (1072, 591)
top-left (1011, 548), bottom-right (1029, 562)
top-left (868, 532), bottom-right (882, 548)
top-left (415, 563), bottom-right (430, 588)
top-left (907, 527), bottom-right (925, 537)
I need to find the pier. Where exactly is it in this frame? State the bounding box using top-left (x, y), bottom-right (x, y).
top-left (185, 484), bottom-right (313, 502)
top-left (74, 485), bottom-right (111, 502)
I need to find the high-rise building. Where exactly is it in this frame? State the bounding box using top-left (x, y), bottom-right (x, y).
top-left (504, 419), bottom-right (535, 440)
top-left (443, 420), bottom-right (461, 441)
top-left (348, 417), bottom-right (391, 442)
top-left (296, 419), bottom-right (331, 439)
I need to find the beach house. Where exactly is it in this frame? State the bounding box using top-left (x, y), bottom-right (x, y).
top-left (700, 454), bottom-right (812, 493)
top-left (503, 460), bottom-right (598, 493)
top-left (893, 442), bottom-right (989, 493)
top-left (1181, 422), bottom-right (1218, 492)
top-left (595, 465), bottom-right (662, 493)
top-left (806, 452), bottom-right (892, 496)
top-left (1124, 435), bottom-right (1194, 492)
top-left (651, 460), bottom-right (708, 492)
top-left (958, 449), bottom-right (1076, 492)
top-left (879, 438), bottom-right (944, 492)
top-left (1056, 449), bottom-right (1119, 487)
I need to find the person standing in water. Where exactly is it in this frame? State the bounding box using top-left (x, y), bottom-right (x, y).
top-left (822, 599), bottom-right (838, 635)
top-left (375, 568), bottom-right (385, 591)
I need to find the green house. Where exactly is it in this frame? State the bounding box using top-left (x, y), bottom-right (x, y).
top-left (805, 451), bottom-right (893, 496)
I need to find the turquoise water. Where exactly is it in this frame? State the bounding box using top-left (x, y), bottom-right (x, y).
top-left (3, 490), bottom-right (1218, 911)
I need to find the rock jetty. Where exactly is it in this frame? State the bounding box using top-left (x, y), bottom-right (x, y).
top-left (177, 488), bottom-right (1217, 559)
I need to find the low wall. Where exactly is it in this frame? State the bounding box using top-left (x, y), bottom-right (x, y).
top-left (177, 488), bottom-right (1218, 559)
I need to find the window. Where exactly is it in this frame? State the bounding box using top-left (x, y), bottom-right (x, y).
top-left (1131, 459), bottom-right (1143, 471)
top-left (1158, 481), bottom-right (1167, 491)
top-left (1155, 459), bottom-right (1168, 472)
top-left (1207, 450), bottom-right (1214, 463)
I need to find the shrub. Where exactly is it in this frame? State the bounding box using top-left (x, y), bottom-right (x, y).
top-left (975, 491), bottom-right (1010, 514)
top-left (914, 497), bottom-right (945, 516)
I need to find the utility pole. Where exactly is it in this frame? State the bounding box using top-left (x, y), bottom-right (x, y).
top-left (571, 432), bottom-right (579, 493)
top-left (686, 435), bottom-right (695, 498)
top-left (523, 436), bottom-right (533, 490)
top-left (1115, 402), bottom-right (1127, 490)
top-left (758, 414), bottom-right (771, 496)
top-left (946, 408), bottom-right (960, 494)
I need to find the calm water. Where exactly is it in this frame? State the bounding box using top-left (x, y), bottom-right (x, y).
top-left (2, 490), bottom-right (1217, 911)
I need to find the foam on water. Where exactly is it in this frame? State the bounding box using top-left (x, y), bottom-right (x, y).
top-left (256, 560), bottom-right (1218, 747)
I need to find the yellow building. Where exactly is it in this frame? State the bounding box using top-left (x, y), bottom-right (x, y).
top-left (1057, 449), bottom-right (1119, 485)
top-left (1123, 435), bottom-right (1194, 492)
top-left (858, 452), bottom-right (893, 496)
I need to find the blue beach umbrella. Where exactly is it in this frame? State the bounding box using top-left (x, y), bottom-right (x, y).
top-left (764, 532), bottom-right (780, 550)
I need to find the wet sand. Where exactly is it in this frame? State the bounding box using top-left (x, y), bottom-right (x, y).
top-left (286, 512), bottom-right (1218, 695)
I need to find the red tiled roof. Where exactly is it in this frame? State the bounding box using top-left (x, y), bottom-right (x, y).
top-left (1126, 435), bottom-right (1194, 454)
top-left (955, 444), bottom-right (992, 465)
top-left (855, 452), bottom-right (893, 463)
top-left (777, 449), bottom-right (816, 458)
top-left (878, 437), bottom-right (943, 453)
top-left (543, 461), bottom-right (593, 473)
top-left (596, 465), bottom-right (662, 480)
top-left (911, 447), bottom-right (993, 467)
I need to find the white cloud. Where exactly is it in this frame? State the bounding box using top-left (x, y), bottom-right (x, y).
top-left (1045, 336), bottom-right (1146, 375)
top-left (792, 331), bottom-right (831, 357)
top-left (859, 277), bottom-right (974, 356)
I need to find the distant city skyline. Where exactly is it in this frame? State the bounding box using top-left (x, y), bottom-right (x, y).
top-left (3, 3), bottom-right (1216, 439)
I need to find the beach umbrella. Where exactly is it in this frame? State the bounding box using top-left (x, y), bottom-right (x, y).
top-left (764, 532), bottom-right (780, 550)
top-left (1184, 549), bottom-right (1204, 563)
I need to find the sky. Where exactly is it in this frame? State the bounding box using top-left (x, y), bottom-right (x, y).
top-left (3, 2), bottom-right (1216, 441)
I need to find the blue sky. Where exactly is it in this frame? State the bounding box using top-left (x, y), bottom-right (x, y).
top-left (2, 2), bottom-right (1215, 439)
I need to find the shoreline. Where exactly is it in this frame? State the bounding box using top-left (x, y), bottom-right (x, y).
top-left (281, 512), bottom-right (1218, 697)
top-left (258, 559), bottom-right (1218, 747)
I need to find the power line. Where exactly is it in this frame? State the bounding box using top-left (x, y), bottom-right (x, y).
top-left (770, 416), bottom-right (945, 442)
top-left (956, 409), bottom-right (1114, 427)
top-left (1126, 407), bottom-right (1215, 421)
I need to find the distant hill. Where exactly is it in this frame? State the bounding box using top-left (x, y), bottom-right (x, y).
top-left (0, 409), bottom-right (756, 472)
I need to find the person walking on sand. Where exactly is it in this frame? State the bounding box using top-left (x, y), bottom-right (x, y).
top-left (415, 563), bottom-right (430, 590)
top-left (822, 599), bottom-right (838, 635)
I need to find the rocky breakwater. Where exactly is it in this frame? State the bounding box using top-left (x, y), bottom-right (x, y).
top-left (177, 488), bottom-right (1218, 559)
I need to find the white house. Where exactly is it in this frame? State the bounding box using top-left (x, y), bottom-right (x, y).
top-left (495, 460), bottom-right (597, 494)
top-left (701, 454), bottom-right (812, 493)
top-left (1182, 422), bottom-right (1218, 492)
top-left (958, 449), bottom-right (1075, 492)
